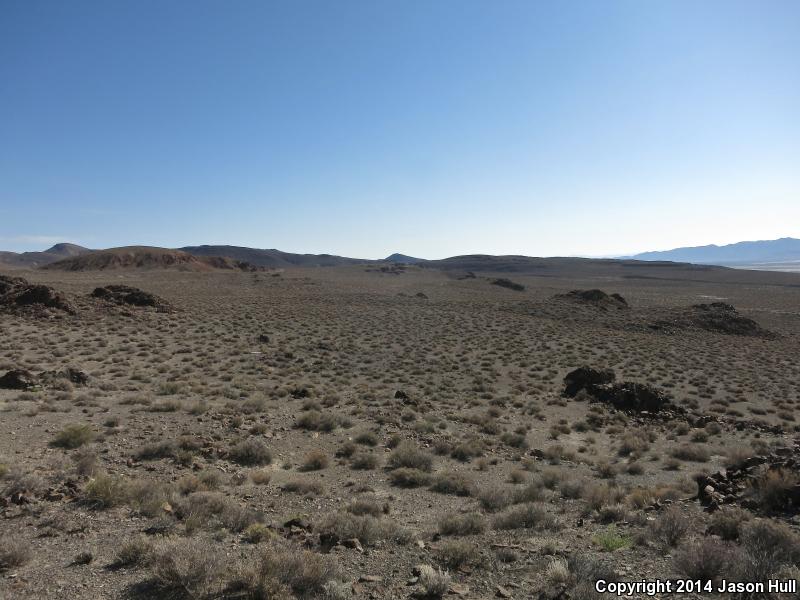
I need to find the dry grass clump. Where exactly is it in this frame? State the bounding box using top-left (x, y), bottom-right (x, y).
top-left (435, 539), bottom-right (479, 569)
top-left (301, 449), bottom-right (329, 471)
top-left (0, 539), bottom-right (31, 571)
top-left (673, 537), bottom-right (741, 583)
top-left (387, 441), bottom-right (434, 472)
top-left (295, 410), bottom-right (340, 432)
top-left (127, 479), bottom-right (175, 517)
top-left (51, 423), bottom-right (94, 449)
top-left (650, 506), bottom-right (691, 548)
top-left (354, 431), bottom-right (379, 446)
top-left (493, 503), bottom-right (557, 531)
top-left (346, 498), bottom-right (384, 517)
top-left (250, 468), bottom-right (272, 485)
top-left (243, 523), bottom-right (274, 544)
top-left (350, 452), bottom-right (380, 470)
top-left (146, 537), bottom-right (226, 599)
top-left (84, 474), bottom-right (130, 508)
top-left (417, 565), bottom-right (451, 598)
top-left (707, 506), bottom-right (752, 541)
top-left (249, 544), bottom-right (340, 596)
top-left (450, 439), bottom-right (484, 462)
top-left (670, 444), bottom-right (709, 463)
top-left (229, 438), bottom-right (272, 466)
top-left (112, 536), bottom-right (152, 568)
top-left (389, 467), bottom-right (431, 488)
top-left (178, 470), bottom-right (224, 494)
top-left (477, 486), bottom-right (513, 512)
top-left (428, 471), bottom-right (474, 496)
top-left (136, 440), bottom-right (178, 461)
top-left (749, 468), bottom-right (800, 513)
top-left (438, 513), bottom-right (487, 536)
top-left (72, 448), bottom-right (100, 477)
top-left (175, 491), bottom-right (262, 533)
top-left (736, 519), bottom-right (800, 583)
top-left (317, 512), bottom-right (411, 546)
top-left (282, 478), bottom-right (325, 496)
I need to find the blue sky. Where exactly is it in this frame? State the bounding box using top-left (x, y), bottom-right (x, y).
top-left (1, 0), bottom-right (798, 259)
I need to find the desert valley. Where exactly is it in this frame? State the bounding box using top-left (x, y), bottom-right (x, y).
top-left (1, 245), bottom-right (799, 599)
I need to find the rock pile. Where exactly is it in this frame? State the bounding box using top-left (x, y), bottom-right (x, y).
top-left (0, 369), bottom-right (37, 390)
top-left (651, 302), bottom-right (771, 337)
top-left (695, 441), bottom-right (800, 514)
top-left (491, 278), bottom-right (525, 291)
top-left (557, 289), bottom-right (627, 309)
top-left (690, 302), bottom-right (769, 337)
top-left (0, 275), bottom-right (74, 314)
top-left (0, 367), bottom-right (89, 390)
top-left (563, 366), bottom-right (678, 415)
top-left (91, 284), bottom-right (169, 310)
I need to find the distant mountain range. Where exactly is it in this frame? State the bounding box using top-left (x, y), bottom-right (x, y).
top-left (0, 243), bottom-right (91, 269)
top-left (179, 245), bottom-right (367, 268)
top-left (628, 237), bottom-right (800, 267)
top-left (1, 237), bottom-right (799, 273)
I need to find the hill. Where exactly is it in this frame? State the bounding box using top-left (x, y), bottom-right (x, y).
top-left (0, 243), bottom-right (91, 269)
top-left (629, 237), bottom-right (800, 267)
top-left (179, 245), bottom-right (367, 268)
top-left (418, 254), bottom-right (800, 286)
top-left (384, 253), bottom-right (424, 264)
top-left (41, 246), bottom-right (262, 272)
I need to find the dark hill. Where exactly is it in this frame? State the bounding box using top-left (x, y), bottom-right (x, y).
top-left (385, 253), bottom-right (424, 264)
top-left (180, 245), bottom-right (367, 268)
top-left (42, 247), bottom-right (261, 272)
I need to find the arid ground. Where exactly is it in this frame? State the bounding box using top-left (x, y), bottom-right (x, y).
top-left (2, 263), bottom-right (800, 599)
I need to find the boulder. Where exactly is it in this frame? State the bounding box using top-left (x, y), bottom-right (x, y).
top-left (91, 285), bottom-right (167, 309)
top-left (562, 367), bottom-right (616, 397)
top-left (0, 369), bottom-right (37, 390)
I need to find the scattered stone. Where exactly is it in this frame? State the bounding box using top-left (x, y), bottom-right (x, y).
top-left (695, 440), bottom-right (800, 514)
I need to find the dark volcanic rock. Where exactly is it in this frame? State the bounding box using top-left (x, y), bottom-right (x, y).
top-left (491, 278), bottom-right (525, 291)
top-left (91, 285), bottom-right (168, 309)
top-left (563, 367), bottom-right (616, 397)
top-left (690, 302), bottom-right (768, 336)
top-left (558, 289), bottom-right (627, 309)
top-left (592, 382), bottom-right (671, 412)
top-left (0, 369), bottom-right (37, 390)
top-left (695, 440), bottom-right (800, 514)
top-left (563, 367), bottom-right (677, 415)
top-left (0, 275), bottom-right (74, 313)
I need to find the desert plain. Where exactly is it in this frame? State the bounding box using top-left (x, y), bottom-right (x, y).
top-left (1, 257), bottom-right (800, 599)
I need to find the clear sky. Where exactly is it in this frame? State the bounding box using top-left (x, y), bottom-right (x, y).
top-left (1, 1), bottom-right (798, 259)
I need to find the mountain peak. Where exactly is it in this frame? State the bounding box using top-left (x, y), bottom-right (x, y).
top-left (385, 253), bottom-right (424, 264)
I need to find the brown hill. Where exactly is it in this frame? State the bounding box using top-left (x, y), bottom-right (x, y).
top-left (41, 247), bottom-right (262, 272)
top-left (0, 243), bottom-right (92, 269)
top-left (180, 245), bottom-right (367, 268)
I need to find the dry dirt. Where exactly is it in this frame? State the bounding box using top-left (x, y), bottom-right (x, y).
top-left (1, 265), bottom-right (800, 599)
